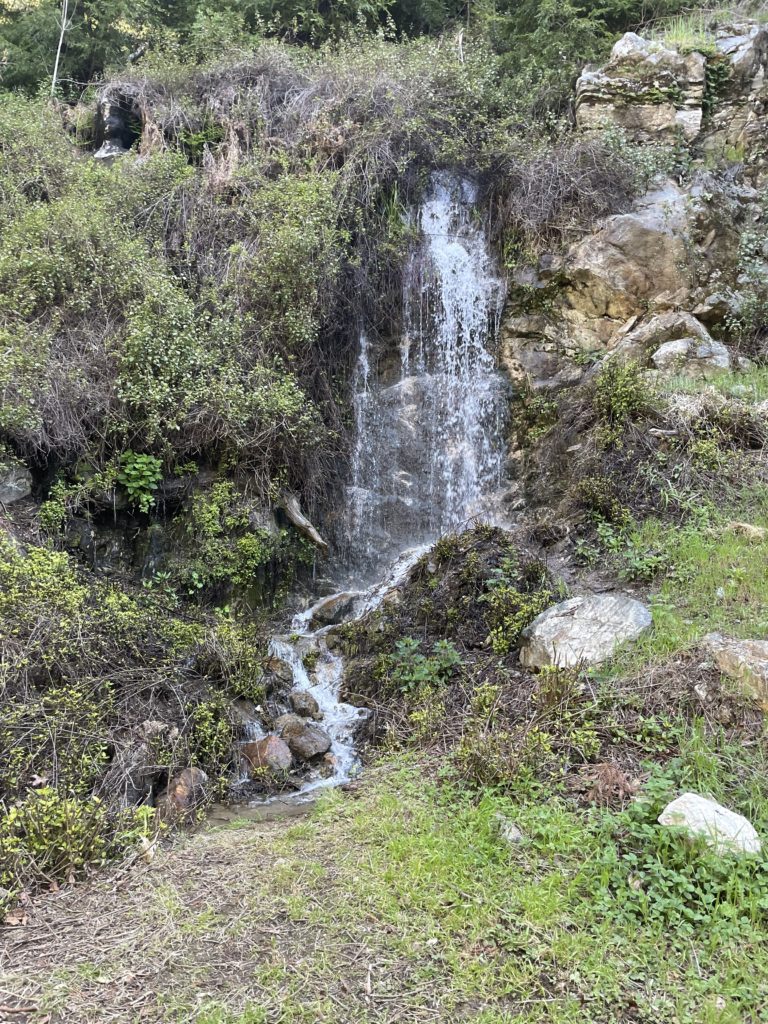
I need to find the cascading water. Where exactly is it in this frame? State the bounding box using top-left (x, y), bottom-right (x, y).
top-left (238, 172), bottom-right (508, 805)
top-left (347, 172), bottom-right (508, 580)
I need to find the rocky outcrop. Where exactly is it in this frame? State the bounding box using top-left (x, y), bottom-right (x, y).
top-left (658, 792), bottom-right (762, 855)
top-left (519, 593), bottom-right (652, 669)
top-left (704, 25), bottom-right (768, 159)
top-left (576, 24), bottom-right (768, 156)
top-left (703, 633), bottom-right (768, 708)
top-left (576, 33), bottom-right (706, 143)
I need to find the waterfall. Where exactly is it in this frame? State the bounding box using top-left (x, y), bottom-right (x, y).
top-left (237, 172), bottom-right (508, 806)
top-left (347, 172), bottom-right (507, 580)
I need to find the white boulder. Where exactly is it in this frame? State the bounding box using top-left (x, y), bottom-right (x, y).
top-left (519, 593), bottom-right (652, 669)
top-left (658, 792), bottom-right (762, 856)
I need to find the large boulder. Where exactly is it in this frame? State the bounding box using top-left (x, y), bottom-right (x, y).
top-left (519, 593), bottom-right (652, 669)
top-left (576, 33), bottom-right (706, 143)
top-left (650, 337), bottom-right (733, 377)
top-left (659, 792), bottom-right (761, 855)
top-left (563, 183), bottom-right (691, 336)
top-left (703, 633), bottom-right (768, 708)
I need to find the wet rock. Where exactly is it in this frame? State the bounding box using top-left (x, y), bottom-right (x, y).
top-left (275, 713), bottom-right (332, 761)
top-left (265, 656), bottom-right (294, 683)
top-left (0, 462), bottom-right (32, 505)
top-left (520, 594), bottom-right (652, 669)
top-left (703, 633), bottom-right (768, 707)
top-left (289, 690), bottom-right (322, 720)
top-left (278, 491), bottom-right (329, 556)
top-left (156, 767), bottom-right (209, 820)
top-left (308, 591), bottom-right (364, 628)
top-left (659, 792), bottom-right (761, 855)
top-left (242, 735), bottom-right (293, 772)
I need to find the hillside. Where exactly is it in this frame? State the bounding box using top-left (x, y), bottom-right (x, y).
top-left (1, 3), bottom-right (768, 1022)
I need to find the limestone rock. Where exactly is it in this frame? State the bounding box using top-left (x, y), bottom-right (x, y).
top-left (658, 792), bottom-right (761, 855)
top-left (703, 632), bottom-right (768, 707)
top-left (704, 24), bottom-right (768, 158)
top-left (651, 337), bottom-right (732, 376)
top-left (576, 33), bottom-right (706, 144)
top-left (519, 594), bottom-right (652, 669)
top-left (242, 734), bottom-right (293, 772)
top-left (289, 690), bottom-right (322, 720)
top-left (612, 311), bottom-right (713, 363)
top-left (275, 713), bottom-right (332, 761)
top-left (0, 462), bottom-right (32, 505)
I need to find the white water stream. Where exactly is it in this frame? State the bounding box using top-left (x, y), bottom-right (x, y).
top-left (240, 173), bottom-right (508, 804)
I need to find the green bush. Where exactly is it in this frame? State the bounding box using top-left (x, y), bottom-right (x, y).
top-left (592, 359), bottom-right (655, 448)
top-left (0, 788), bottom-right (154, 896)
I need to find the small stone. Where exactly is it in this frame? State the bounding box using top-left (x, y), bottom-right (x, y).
top-left (289, 690), bottom-right (322, 720)
top-left (726, 521), bottom-right (767, 543)
top-left (658, 792), bottom-right (761, 856)
top-left (496, 815), bottom-right (524, 846)
top-left (242, 735), bottom-right (293, 772)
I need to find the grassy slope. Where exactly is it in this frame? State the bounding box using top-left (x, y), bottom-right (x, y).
top-left (2, 752), bottom-right (767, 1024)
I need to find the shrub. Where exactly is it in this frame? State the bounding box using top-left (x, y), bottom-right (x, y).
top-left (592, 360), bottom-right (655, 447)
top-left (0, 788), bottom-right (154, 896)
top-left (480, 555), bottom-right (554, 655)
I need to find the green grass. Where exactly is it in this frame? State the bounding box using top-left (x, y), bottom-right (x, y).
top-left (659, 366), bottom-right (768, 404)
top-left (606, 486), bottom-right (768, 668)
top-left (652, 11), bottom-right (718, 54)
top-left (11, 754), bottom-right (767, 1024)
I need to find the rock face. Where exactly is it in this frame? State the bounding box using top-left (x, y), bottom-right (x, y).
top-left (519, 594), bottom-right (652, 669)
top-left (576, 33), bottom-right (706, 143)
top-left (564, 182), bottom-right (691, 333)
top-left (576, 24), bottom-right (768, 153)
top-left (0, 462), bottom-right (32, 505)
top-left (275, 713), bottom-right (332, 761)
top-left (703, 633), bottom-right (768, 707)
top-left (659, 792), bottom-right (762, 855)
top-left (242, 735), bottom-right (294, 772)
